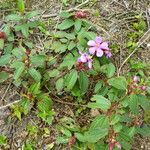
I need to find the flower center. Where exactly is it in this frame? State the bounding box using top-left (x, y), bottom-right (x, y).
top-left (96, 43), bottom-right (100, 48)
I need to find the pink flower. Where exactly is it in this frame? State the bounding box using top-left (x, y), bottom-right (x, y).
top-left (87, 36), bottom-right (111, 57)
top-left (104, 50), bottom-right (112, 58)
top-left (140, 86), bottom-right (147, 91)
top-left (78, 52), bottom-right (93, 69)
top-left (133, 76), bottom-right (140, 83)
top-left (115, 142), bottom-right (121, 149)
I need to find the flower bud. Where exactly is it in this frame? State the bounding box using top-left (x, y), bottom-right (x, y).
top-left (115, 142), bottom-right (121, 149)
top-left (0, 32), bottom-right (6, 39)
top-left (140, 86), bottom-right (147, 91)
top-left (75, 11), bottom-right (88, 18)
top-left (25, 49), bottom-right (31, 56)
top-left (133, 76), bottom-right (140, 83)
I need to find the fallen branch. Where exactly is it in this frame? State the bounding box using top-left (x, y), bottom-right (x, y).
top-left (118, 28), bottom-right (150, 76)
top-left (0, 100), bottom-right (21, 110)
top-left (42, 0), bottom-right (90, 18)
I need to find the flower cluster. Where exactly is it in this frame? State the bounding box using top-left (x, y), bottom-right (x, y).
top-left (74, 11), bottom-right (88, 19)
top-left (128, 75), bottom-right (147, 94)
top-left (77, 36), bottom-right (111, 69)
top-left (109, 140), bottom-right (121, 150)
top-left (88, 36), bottom-right (112, 58)
top-left (78, 52), bottom-right (92, 69)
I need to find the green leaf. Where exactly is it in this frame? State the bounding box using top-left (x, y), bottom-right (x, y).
top-left (108, 76), bottom-right (127, 90)
top-left (84, 31), bottom-right (96, 40)
top-left (75, 133), bottom-right (86, 142)
top-left (12, 47), bottom-right (26, 58)
top-left (107, 88), bottom-right (119, 101)
top-left (147, 86), bottom-right (150, 94)
top-left (29, 68), bottom-right (41, 82)
top-left (0, 72), bottom-right (9, 83)
top-left (20, 98), bottom-right (31, 115)
top-left (17, 0), bottom-right (25, 14)
top-left (51, 41), bottom-right (67, 53)
top-left (57, 19), bottom-right (74, 30)
top-left (54, 31), bottom-right (67, 38)
top-left (14, 65), bottom-right (25, 80)
top-left (65, 32), bottom-right (76, 40)
top-left (29, 82), bottom-right (41, 95)
top-left (74, 19), bottom-right (82, 32)
top-left (0, 39), bottom-right (4, 49)
top-left (4, 43), bottom-right (13, 54)
top-left (37, 94), bottom-right (53, 112)
top-left (114, 123), bottom-right (122, 133)
top-left (68, 41), bottom-right (76, 50)
top-left (138, 94), bottom-right (150, 111)
top-left (56, 136), bottom-right (69, 144)
top-left (59, 11), bottom-right (72, 18)
top-left (11, 62), bottom-right (25, 80)
top-left (48, 69), bottom-right (59, 78)
top-left (118, 132), bottom-right (132, 150)
top-left (110, 114), bottom-right (121, 125)
top-left (0, 135), bottom-right (7, 145)
top-left (129, 94), bottom-right (139, 115)
top-left (38, 110), bottom-right (55, 125)
top-left (60, 53), bottom-right (76, 70)
top-left (24, 143), bottom-right (34, 150)
top-left (60, 38), bottom-right (68, 43)
top-left (56, 78), bottom-right (64, 92)
top-left (88, 95), bottom-right (111, 112)
top-left (65, 70), bottom-right (78, 90)
top-left (6, 14), bottom-right (22, 21)
top-left (26, 11), bottom-right (39, 19)
top-left (0, 54), bottom-right (11, 66)
top-left (76, 128), bottom-right (108, 143)
top-left (85, 128), bottom-right (108, 143)
top-left (127, 127), bottom-right (136, 138)
top-left (90, 115), bottom-right (109, 130)
top-left (21, 25), bottom-right (29, 38)
top-left (14, 109), bottom-right (22, 121)
top-left (137, 125), bottom-right (150, 137)
top-left (79, 71), bottom-right (89, 95)
top-left (94, 81), bottom-right (103, 93)
top-left (58, 126), bottom-right (72, 137)
top-left (93, 58), bottom-right (101, 72)
top-left (100, 63), bottom-right (116, 78)
top-left (30, 55), bottom-right (46, 67)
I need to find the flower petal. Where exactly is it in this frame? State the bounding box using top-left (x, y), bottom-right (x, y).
top-left (100, 42), bottom-right (109, 50)
top-left (77, 58), bottom-right (81, 62)
top-left (89, 47), bottom-right (96, 55)
top-left (106, 51), bottom-right (112, 58)
top-left (79, 51), bottom-right (82, 55)
top-left (88, 59), bottom-right (92, 69)
top-left (95, 36), bottom-right (102, 44)
top-left (96, 49), bottom-right (104, 57)
top-left (80, 54), bottom-right (87, 62)
top-left (87, 40), bottom-right (96, 46)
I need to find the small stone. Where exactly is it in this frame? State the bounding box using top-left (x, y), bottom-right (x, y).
top-left (141, 145), bottom-right (144, 149)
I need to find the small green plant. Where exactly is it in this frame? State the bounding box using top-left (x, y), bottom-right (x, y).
top-left (0, 135), bottom-right (7, 146)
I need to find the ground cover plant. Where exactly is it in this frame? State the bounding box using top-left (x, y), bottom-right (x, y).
top-left (0, 0), bottom-right (150, 150)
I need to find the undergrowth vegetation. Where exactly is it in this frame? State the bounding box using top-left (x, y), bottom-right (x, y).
top-left (0, 0), bottom-right (150, 150)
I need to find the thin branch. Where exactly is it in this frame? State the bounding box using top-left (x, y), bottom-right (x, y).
top-left (42, 0), bottom-right (90, 18)
top-left (51, 94), bottom-right (86, 107)
top-left (118, 29), bottom-right (150, 76)
top-left (0, 100), bottom-right (21, 110)
top-left (1, 83), bottom-right (11, 102)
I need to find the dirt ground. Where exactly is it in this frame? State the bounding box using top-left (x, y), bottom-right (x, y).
top-left (0, 0), bottom-right (150, 149)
